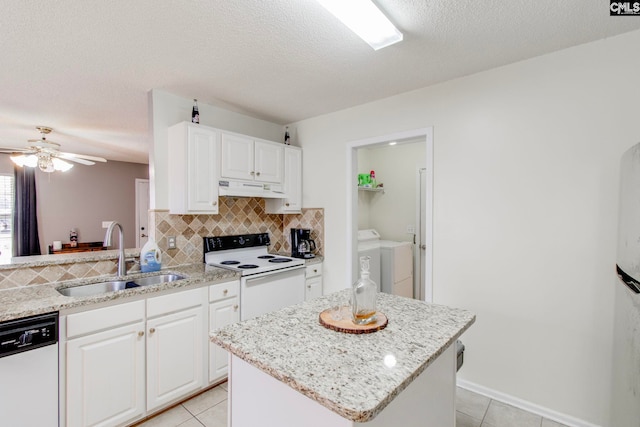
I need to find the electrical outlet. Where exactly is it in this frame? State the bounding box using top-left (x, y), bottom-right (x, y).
top-left (102, 221), bottom-right (113, 228)
top-left (167, 236), bottom-right (177, 250)
top-left (406, 225), bottom-right (415, 234)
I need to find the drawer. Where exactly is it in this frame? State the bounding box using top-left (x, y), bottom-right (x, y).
top-left (209, 280), bottom-right (240, 302)
top-left (67, 300), bottom-right (145, 339)
top-left (305, 263), bottom-right (322, 278)
top-left (147, 287), bottom-right (206, 318)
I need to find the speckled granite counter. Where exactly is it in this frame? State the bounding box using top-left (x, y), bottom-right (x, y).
top-left (211, 290), bottom-right (475, 423)
top-left (0, 263), bottom-right (239, 322)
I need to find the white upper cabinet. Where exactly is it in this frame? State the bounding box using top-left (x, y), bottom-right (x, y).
top-left (221, 132), bottom-right (283, 184)
top-left (168, 122), bottom-right (220, 214)
top-left (265, 146), bottom-right (302, 214)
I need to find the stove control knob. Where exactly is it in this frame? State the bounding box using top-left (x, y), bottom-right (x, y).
top-left (18, 331), bottom-right (33, 345)
top-left (239, 236), bottom-right (245, 245)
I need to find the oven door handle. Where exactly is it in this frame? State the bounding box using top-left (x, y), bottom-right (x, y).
top-left (244, 268), bottom-right (303, 286)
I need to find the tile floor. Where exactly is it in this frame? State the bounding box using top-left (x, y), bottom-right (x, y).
top-left (136, 382), bottom-right (570, 427)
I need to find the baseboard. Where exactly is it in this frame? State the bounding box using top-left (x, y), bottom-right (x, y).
top-left (456, 379), bottom-right (603, 427)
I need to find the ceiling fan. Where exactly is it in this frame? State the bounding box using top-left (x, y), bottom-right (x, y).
top-left (0, 126), bottom-right (107, 173)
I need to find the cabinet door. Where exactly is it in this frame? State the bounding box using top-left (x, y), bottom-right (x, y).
top-left (305, 276), bottom-right (323, 301)
top-left (209, 297), bottom-right (240, 383)
top-left (221, 133), bottom-right (254, 180)
top-left (147, 306), bottom-right (204, 411)
top-left (283, 147), bottom-right (302, 212)
top-left (254, 140), bottom-right (283, 183)
top-left (67, 321), bottom-right (145, 427)
top-left (187, 126), bottom-right (219, 213)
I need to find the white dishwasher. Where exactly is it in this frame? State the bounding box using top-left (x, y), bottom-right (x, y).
top-left (0, 312), bottom-right (59, 427)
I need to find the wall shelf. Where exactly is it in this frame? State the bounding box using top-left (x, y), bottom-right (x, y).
top-left (358, 186), bottom-right (385, 194)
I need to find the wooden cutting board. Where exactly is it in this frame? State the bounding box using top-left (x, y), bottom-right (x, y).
top-left (319, 307), bottom-right (388, 334)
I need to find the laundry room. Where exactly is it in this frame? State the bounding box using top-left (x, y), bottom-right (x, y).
top-left (356, 138), bottom-right (427, 300)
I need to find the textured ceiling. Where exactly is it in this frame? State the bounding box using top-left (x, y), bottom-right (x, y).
top-left (1, 1), bottom-right (638, 164)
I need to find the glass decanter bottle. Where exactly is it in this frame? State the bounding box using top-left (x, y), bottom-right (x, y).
top-left (352, 256), bottom-right (377, 325)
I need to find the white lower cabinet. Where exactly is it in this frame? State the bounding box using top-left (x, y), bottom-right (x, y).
top-left (63, 285), bottom-right (218, 427)
top-left (146, 288), bottom-right (206, 411)
top-left (65, 301), bottom-right (146, 427)
top-left (209, 281), bottom-right (240, 383)
top-left (305, 263), bottom-right (323, 301)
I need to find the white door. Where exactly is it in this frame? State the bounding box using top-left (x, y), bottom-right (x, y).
top-left (221, 133), bottom-right (254, 180)
top-left (66, 321), bottom-right (145, 427)
top-left (135, 178), bottom-right (149, 248)
top-left (209, 297), bottom-right (240, 383)
top-left (146, 306), bottom-right (204, 411)
top-left (418, 168), bottom-right (427, 301)
top-left (254, 140), bottom-right (283, 183)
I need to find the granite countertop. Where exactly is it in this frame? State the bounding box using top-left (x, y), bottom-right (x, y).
top-left (210, 290), bottom-right (475, 422)
top-left (0, 263), bottom-right (240, 322)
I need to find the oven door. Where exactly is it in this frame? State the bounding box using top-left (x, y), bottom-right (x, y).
top-left (241, 267), bottom-right (305, 321)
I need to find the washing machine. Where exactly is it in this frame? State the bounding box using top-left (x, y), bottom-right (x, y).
top-left (357, 229), bottom-right (413, 297)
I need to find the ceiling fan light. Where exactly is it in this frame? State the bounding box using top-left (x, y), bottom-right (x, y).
top-left (52, 157), bottom-right (73, 172)
top-left (11, 154), bottom-right (38, 168)
top-left (38, 154), bottom-right (55, 173)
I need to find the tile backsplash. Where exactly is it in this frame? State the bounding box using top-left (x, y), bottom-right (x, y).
top-left (152, 197), bottom-right (324, 267)
top-left (0, 198), bottom-right (324, 290)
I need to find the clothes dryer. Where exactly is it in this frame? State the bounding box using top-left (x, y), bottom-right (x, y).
top-left (357, 229), bottom-right (413, 297)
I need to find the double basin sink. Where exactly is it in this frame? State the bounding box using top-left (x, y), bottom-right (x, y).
top-left (57, 273), bottom-right (186, 298)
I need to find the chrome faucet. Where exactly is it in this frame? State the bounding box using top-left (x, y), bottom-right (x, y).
top-left (104, 221), bottom-right (127, 276)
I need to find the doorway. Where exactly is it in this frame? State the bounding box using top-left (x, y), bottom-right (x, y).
top-left (346, 128), bottom-right (433, 302)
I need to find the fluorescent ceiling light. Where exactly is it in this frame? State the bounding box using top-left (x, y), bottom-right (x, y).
top-left (316, 0), bottom-right (403, 50)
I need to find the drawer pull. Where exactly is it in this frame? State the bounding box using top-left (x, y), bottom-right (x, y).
top-left (233, 305), bottom-right (239, 310)
top-left (250, 171), bottom-right (255, 176)
top-left (138, 331), bottom-right (144, 337)
top-left (285, 203), bottom-right (290, 207)
top-left (212, 200), bottom-right (217, 206)
top-left (256, 171), bottom-right (261, 176)
top-left (149, 328), bottom-right (156, 334)
top-left (223, 289), bottom-right (228, 295)
top-left (307, 285), bottom-right (311, 289)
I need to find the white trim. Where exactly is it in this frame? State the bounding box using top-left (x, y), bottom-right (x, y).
top-left (457, 379), bottom-right (603, 427)
top-left (346, 127), bottom-right (433, 301)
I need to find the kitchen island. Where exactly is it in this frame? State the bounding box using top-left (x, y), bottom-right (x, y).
top-left (210, 290), bottom-right (475, 426)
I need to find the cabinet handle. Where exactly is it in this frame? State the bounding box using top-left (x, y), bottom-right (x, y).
top-left (212, 200), bottom-right (217, 206)
top-left (149, 328), bottom-right (156, 334)
top-left (307, 285), bottom-right (311, 289)
top-left (138, 331), bottom-right (144, 337)
top-left (314, 269), bottom-right (317, 273)
top-left (285, 203), bottom-right (290, 207)
top-left (250, 171), bottom-right (255, 176)
top-left (256, 172), bottom-right (261, 176)
top-left (223, 289), bottom-right (228, 295)
top-left (233, 304), bottom-right (239, 310)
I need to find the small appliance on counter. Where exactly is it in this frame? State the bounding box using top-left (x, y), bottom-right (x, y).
top-left (291, 228), bottom-right (316, 259)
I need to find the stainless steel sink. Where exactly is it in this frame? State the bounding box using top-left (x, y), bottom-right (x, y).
top-left (57, 274), bottom-right (186, 297)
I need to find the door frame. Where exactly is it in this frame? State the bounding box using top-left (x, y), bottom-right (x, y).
top-left (346, 127), bottom-right (434, 302)
top-left (135, 178), bottom-right (150, 249)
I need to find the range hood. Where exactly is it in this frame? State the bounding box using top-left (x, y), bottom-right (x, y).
top-left (218, 180), bottom-right (285, 199)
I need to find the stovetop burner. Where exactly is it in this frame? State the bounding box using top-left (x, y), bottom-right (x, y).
top-left (203, 233), bottom-right (305, 276)
top-left (269, 258), bottom-right (292, 263)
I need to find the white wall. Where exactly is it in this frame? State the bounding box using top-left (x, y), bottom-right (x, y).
top-left (359, 142), bottom-right (426, 242)
top-left (293, 30), bottom-right (640, 426)
top-left (149, 89), bottom-right (285, 210)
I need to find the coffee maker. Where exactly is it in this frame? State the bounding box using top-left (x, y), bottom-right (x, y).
top-left (291, 228), bottom-right (316, 259)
